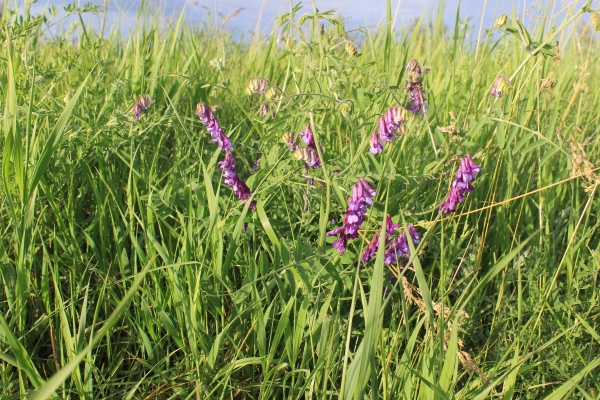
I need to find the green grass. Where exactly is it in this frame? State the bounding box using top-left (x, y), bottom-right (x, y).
top-left (1, 0), bottom-right (600, 398)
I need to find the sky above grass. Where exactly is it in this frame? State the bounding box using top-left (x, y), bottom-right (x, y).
top-left (28, 0), bottom-right (592, 37)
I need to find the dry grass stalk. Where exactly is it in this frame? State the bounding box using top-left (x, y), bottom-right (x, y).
top-left (570, 141), bottom-right (598, 192)
top-left (401, 276), bottom-right (488, 383)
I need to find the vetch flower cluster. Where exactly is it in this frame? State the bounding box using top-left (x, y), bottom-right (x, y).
top-left (196, 103), bottom-right (233, 150)
top-left (197, 103), bottom-right (255, 209)
top-left (246, 78), bottom-right (267, 94)
top-left (285, 124), bottom-right (322, 169)
top-left (370, 107), bottom-right (409, 154)
top-left (384, 224), bottom-right (421, 265)
top-left (327, 179), bottom-right (376, 254)
top-left (490, 74), bottom-right (511, 98)
top-left (246, 78), bottom-right (275, 119)
top-left (134, 95), bottom-right (154, 120)
top-left (360, 214), bottom-right (400, 265)
top-left (439, 154), bottom-right (481, 214)
top-left (405, 59), bottom-right (428, 114)
top-left (219, 150), bottom-right (256, 209)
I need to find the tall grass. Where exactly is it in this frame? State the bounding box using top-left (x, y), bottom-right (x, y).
top-left (1, 0), bottom-right (599, 398)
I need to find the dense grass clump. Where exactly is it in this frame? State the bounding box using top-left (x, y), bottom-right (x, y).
top-left (1, 1), bottom-right (600, 398)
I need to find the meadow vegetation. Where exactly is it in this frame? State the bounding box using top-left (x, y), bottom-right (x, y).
top-left (1, 0), bottom-right (600, 398)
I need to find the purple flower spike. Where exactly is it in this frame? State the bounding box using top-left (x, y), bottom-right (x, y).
top-left (196, 103), bottom-right (233, 151)
top-left (134, 95), bottom-right (154, 120)
top-left (439, 154), bottom-right (481, 214)
top-left (370, 132), bottom-right (384, 154)
top-left (218, 150), bottom-right (256, 210)
top-left (327, 178), bottom-right (376, 254)
top-left (384, 224), bottom-right (421, 265)
top-left (379, 107), bottom-right (409, 142)
top-left (404, 59), bottom-right (428, 115)
top-left (361, 215), bottom-right (400, 265)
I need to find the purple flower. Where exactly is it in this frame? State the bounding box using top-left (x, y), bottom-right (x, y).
top-left (439, 154), bottom-right (481, 214)
top-left (196, 103), bottom-right (233, 151)
top-left (293, 147), bottom-right (321, 168)
top-left (298, 124), bottom-right (315, 148)
top-left (404, 59), bottom-right (428, 114)
top-left (218, 150), bottom-right (256, 210)
top-left (134, 95), bottom-right (154, 120)
top-left (490, 74), bottom-right (511, 98)
top-left (384, 224), bottom-right (421, 265)
top-left (261, 103), bottom-right (270, 118)
top-left (327, 178), bottom-right (376, 254)
top-left (360, 215), bottom-right (400, 265)
top-left (291, 124), bottom-right (323, 169)
top-left (247, 78), bottom-right (267, 94)
top-left (379, 107), bottom-right (409, 142)
top-left (370, 132), bottom-right (384, 154)
top-left (282, 132), bottom-right (299, 151)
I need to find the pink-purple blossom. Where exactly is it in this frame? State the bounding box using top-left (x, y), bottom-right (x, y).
top-left (490, 74), bottom-right (511, 99)
top-left (370, 132), bottom-right (384, 154)
top-left (134, 95), bottom-right (153, 120)
top-left (218, 150), bottom-right (256, 210)
top-left (261, 103), bottom-right (270, 118)
top-left (295, 124), bottom-right (322, 168)
top-left (298, 124), bottom-right (316, 147)
top-left (327, 178), bottom-right (376, 254)
top-left (405, 59), bottom-right (428, 114)
top-left (439, 154), bottom-right (481, 214)
top-left (283, 132), bottom-right (299, 152)
top-left (360, 215), bottom-right (400, 265)
top-left (196, 103), bottom-right (233, 151)
top-left (379, 106), bottom-right (409, 142)
top-left (247, 78), bottom-right (267, 94)
top-left (384, 224), bottom-right (421, 265)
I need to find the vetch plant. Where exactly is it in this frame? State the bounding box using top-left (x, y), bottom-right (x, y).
top-left (327, 178), bottom-right (376, 253)
top-left (134, 94), bottom-right (153, 120)
top-left (360, 215), bottom-right (399, 265)
top-left (405, 59), bottom-right (429, 114)
top-left (383, 224), bottom-right (421, 265)
top-left (196, 103), bottom-right (233, 150)
top-left (218, 150), bottom-right (256, 209)
top-left (439, 154), bottom-right (481, 214)
top-left (490, 74), bottom-right (512, 98)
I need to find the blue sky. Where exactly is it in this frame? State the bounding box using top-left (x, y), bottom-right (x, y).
top-left (27, 0), bottom-right (595, 37)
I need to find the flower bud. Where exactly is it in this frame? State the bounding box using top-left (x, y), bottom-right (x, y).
top-left (63, 91), bottom-right (73, 104)
top-left (495, 14), bottom-right (508, 29)
top-left (345, 41), bottom-right (358, 56)
top-left (591, 11), bottom-right (600, 31)
top-left (246, 78), bottom-right (267, 94)
top-left (490, 74), bottom-right (512, 98)
top-left (285, 37), bottom-right (296, 50)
